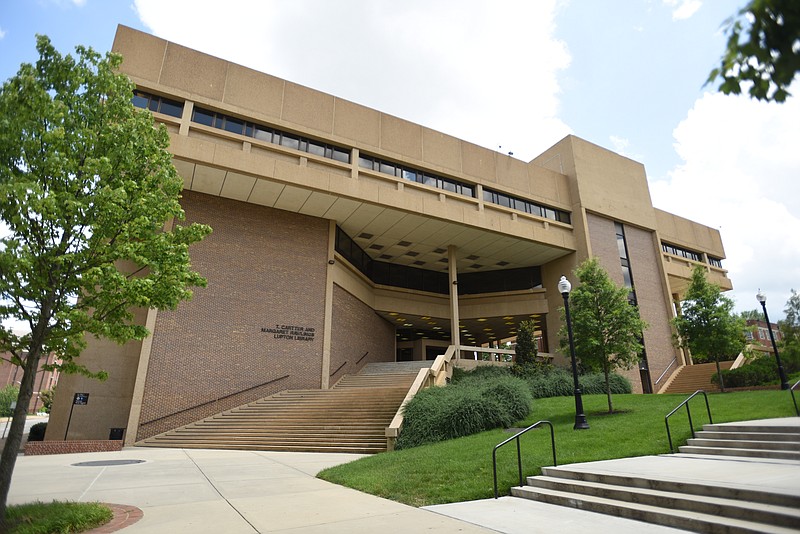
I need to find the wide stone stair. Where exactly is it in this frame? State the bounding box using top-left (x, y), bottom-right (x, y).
top-left (510, 420), bottom-right (800, 533)
top-left (678, 420), bottom-right (800, 461)
top-left (662, 361), bottom-right (734, 394)
top-left (137, 365), bottom-right (420, 454)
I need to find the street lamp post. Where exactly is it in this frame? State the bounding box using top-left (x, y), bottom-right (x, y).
top-left (756, 290), bottom-right (789, 390)
top-left (559, 275), bottom-right (590, 430)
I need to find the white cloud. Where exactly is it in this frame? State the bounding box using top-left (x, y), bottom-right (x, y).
top-left (0, 27), bottom-right (6, 40)
top-left (71, 0), bottom-right (87, 6)
top-left (663, 0), bottom-right (702, 21)
top-left (133, 0), bottom-right (572, 161)
top-left (650, 89), bottom-right (800, 316)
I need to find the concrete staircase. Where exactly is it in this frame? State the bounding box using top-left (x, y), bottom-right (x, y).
top-left (510, 420), bottom-right (800, 533)
top-left (662, 361), bottom-right (734, 394)
top-left (138, 366), bottom-right (420, 454)
top-left (679, 420), bottom-right (800, 461)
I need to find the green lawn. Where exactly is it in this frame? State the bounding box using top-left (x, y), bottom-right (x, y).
top-left (318, 390), bottom-right (797, 507)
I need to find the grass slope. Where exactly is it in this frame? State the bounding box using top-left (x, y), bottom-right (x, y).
top-left (318, 390), bottom-right (796, 506)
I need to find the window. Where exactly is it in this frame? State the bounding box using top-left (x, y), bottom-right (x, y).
top-left (132, 90), bottom-right (184, 118)
top-left (661, 242), bottom-right (701, 262)
top-left (359, 154), bottom-right (476, 199)
top-left (190, 106), bottom-right (351, 164)
top-left (483, 187), bottom-right (571, 224)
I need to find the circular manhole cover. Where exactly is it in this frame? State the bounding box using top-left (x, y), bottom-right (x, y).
top-left (72, 459), bottom-right (145, 467)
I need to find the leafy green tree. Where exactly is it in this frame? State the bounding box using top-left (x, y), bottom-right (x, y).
top-left (707, 0), bottom-right (800, 102)
top-left (514, 319), bottom-right (539, 366)
top-left (559, 258), bottom-right (648, 413)
top-left (779, 289), bottom-right (800, 344)
top-left (739, 309), bottom-right (763, 320)
top-left (0, 385), bottom-right (19, 417)
top-left (673, 266), bottom-right (746, 392)
top-left (0, 36), bottom-right (211, 524)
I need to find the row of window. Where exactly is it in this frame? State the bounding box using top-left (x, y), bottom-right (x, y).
top-left (662, 242), bottom-right (724, 268)
top-left (132, 91), bottom-right (184, 118)
top-left (191, 106), bottom-right (351, 163)
top-left (661, 243), bottom-right (702, 262)
top-left (358, 154), bottom-right (475, 197)
top-left (483, 189), bottom-right (571, 224)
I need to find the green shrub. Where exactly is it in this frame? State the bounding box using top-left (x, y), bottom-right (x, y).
top-left (525, 367), bottom-right (632, 398)
top-left (715, 354), bottom-right (799, 388)
top-left (28, 422), bottom-right (47, 441)
top-left (579, 372), bottom-right (632, 395)
top-left (396, 374), bottom-right (531, 449)
top-left (0, 384), bottom-right (20, 417)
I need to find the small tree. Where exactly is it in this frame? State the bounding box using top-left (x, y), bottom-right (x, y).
top-left (779, 289), bottom-right (800, 345)
top-left (514, 320), bottom-right (539, 366)
top-left (559, 258), bottom-right (648, 413)
top-left (0, 36), bottom-right (211, 525)
top-left (673, 266), bottom-right (746, 392)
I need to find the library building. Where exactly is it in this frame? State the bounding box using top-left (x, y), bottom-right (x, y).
top-left (47, 25), bottom-right (732, 451)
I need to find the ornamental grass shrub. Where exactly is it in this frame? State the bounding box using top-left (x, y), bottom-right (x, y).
top-left (395, 374), bottom-right (531, 449)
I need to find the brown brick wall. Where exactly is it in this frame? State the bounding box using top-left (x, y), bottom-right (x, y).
top-left (329, 284), bottom-right (395, 383)
top-left (25, 440), bottom-right (123, 456)
top-left (624, 224), bottom-right (680, 389)
top-left (137, 191), bottom-right (329, 439)
top-left (586, 213), bottom-right (679, 393)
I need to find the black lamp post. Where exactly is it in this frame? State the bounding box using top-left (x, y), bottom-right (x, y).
top-left (559, 275), bottom-right (590, 430)
top-left (756, 290), bottom-right (789, 390)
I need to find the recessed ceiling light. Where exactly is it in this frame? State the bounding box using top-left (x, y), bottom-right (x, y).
top-left (358, 232), bottom-right (374, 239)
top-left (404, 323), bottom-right (413, 327)
top-left (503, 316), bottom-right (514, 320)
top-left (398, 240), bottom-right (412, 247)
top-left (477, 318), bottom-right (487, 322)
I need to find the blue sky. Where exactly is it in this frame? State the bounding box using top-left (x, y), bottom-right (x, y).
top-left (1, 0), bottom-right (798, 319)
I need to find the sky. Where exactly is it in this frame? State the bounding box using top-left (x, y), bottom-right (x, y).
top-left (0, 0), bottom-right (798, 320)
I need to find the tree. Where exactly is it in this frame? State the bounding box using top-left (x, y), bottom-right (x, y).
top-left (707, 0), bottom-right (800, 102)
top-left (739, 309), bottom-right (763, 320)
top-left (0, 36), bottom-right (211, 524)
top-left (778, 289), bottom-right (800, 344)
top-left (672, 266), bottom-right (746, 392)
top-left (514, 319), bottom-right (539, 366)
top-left (559, 258), bottom-right (648, 413)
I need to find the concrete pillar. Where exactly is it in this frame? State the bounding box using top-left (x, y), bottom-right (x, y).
top-left (448, 245), bottom-right (460, 356)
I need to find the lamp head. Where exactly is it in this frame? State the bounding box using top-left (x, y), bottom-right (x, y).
top-left (756, 289), bottom-right (766, 304)
top-left (558, 275), bottom-right (571, 295)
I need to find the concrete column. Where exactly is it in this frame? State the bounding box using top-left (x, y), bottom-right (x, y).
top-left (448, 245), bottom-right (460, 355)
top-left (320, 220), bottom-right (337, 389)
top-left (179, 101), bottom-right (194, 136)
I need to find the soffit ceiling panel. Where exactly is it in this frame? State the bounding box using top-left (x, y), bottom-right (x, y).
top-left (322, 197), bottom-right (362, 222)
top-left (191, 165), bottom-right (225, 196)
top-left (173, 159), bottom-right (195, 190)
top-left (298, 192), bottom-right (338, 218)
top-left (247, 179), bottom-right (286, 207)
top-left (220, 171), bottom-right (257, 202)
top-left (273, 186), bottom-right (312, 212)
top-left (341, 203), bottom-right (387, 235)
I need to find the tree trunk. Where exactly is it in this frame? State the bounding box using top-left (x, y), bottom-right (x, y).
top-left (0, 346), bottom-right (41, 527)
top-left (715, 357), bottom-right (725, 393)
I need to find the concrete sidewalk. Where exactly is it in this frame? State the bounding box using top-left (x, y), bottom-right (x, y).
top-left (7, 418), bottom-right (799, 533)
top-left (9, 447), bottom-right (690, 533)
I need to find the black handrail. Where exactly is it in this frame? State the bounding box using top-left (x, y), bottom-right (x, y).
top-left (142, 374), bottom-right (290, 426)
top-left (357, 351), bottom-right (369, 364)
top-left (791, 379), bottom-right (800, 417)
top-left (492, 420), bottom-right (556, 499)
top-left (664, 390), bottom-right (713, 453)
top-left (330, 361), bottom-right (348, 377)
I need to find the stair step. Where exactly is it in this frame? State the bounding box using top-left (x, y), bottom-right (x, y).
top-left (525, 474), bottom-right (800, 528)
top-left (678, 445), bottom-right (800, 461)
top-left (139, 369), bottom-right (414, 453)
top-left (686, 438), bottom-right (800, 451)
top-left (511, 484), bottom-right (800, 534)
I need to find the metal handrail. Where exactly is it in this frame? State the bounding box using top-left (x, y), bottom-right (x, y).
top-left (791, 379), bottom-right (800, 416)
top-left (141, 374), bottom-right (290, 426)
top-left (654, 357), bottom-right (678, 385)
top-left (664, 390), bottom-right (713, 453)
top-left (492, 420), bottom-right (556, 499)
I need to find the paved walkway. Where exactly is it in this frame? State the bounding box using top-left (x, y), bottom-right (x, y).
top-left (7, 418), bottom-right (799, 533)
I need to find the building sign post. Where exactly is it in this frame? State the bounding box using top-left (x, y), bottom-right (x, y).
top-left (64, 392), bottom-right (89, 440)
